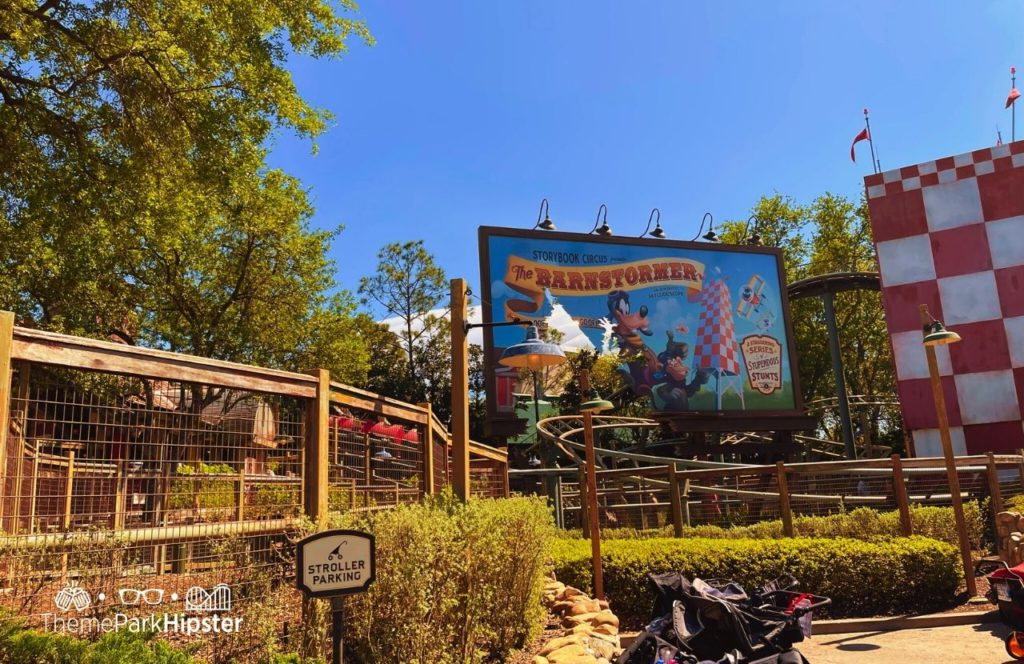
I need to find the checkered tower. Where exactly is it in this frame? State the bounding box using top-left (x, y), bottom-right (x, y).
top-left (691, 278), bottom-right (741, 376)
top-left (865, 140), bottom-right (1024, 456)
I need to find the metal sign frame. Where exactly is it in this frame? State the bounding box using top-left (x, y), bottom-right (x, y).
top-left (295, 529), bottom-right (377, 599)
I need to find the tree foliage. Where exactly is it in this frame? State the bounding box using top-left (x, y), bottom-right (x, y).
top-left (0, 0), bottom-right (372, 380)
top-left (720, 193), bottom-right (900, 446)
top-left (358, 240), bottom-right (448, 392)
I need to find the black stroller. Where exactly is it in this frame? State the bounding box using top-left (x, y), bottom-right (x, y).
top-left (617, 573), bottom-right (830, 664)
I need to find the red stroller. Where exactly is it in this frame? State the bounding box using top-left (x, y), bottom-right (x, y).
top-left (976, 560), bottom-right (1024, 659)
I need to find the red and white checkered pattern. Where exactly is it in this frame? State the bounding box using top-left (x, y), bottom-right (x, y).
top-left (865, 140), bottom-right (1024, 456)
top-left (691, 278), bottom-right (741, 375)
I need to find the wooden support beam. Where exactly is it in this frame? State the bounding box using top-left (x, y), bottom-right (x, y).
top-left (0, 312), bottom-right (13, 532)
top-left (776, 462), bottom-right (794, 537)
top-left (450, 278), bottom-right (470, 501)
top-left (304, 369), bottom-right (330, 525)
top-left (236, 466), bottom-right (246, 522)
top-left (891, 454), bottom-right (913, 536)
top-left (419, 402), bottom-right (435, 496)
top-left (668, 465), bottom-right (684, 538)
top-left (988, 452), bottom-right (1005, 524)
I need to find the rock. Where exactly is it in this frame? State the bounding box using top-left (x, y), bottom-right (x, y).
top-left (533, 658), bottom-right (549, 664)
top-left (597, 599), bottom-right (609, 610)
top-left (588, 631), bottom-right (619, 647)
top-left (590, 611), bottom-right (619, 628)
top-left (552, 600), bottom-right (578, 615)
top-left (570, 623), bottom-right (594, 635)
top-left (568, 599), bottom-right (602, 616)
top-left (545, 642), bottom-right (588, 662)
top-left (540, 634), bottom-right (585, 656)
top-left (587, 637), bottom-right (617, 660)
top-left (592, 623), bottom-right (619, 636)
top-left (563, 611), bottom-right (598, 627)
top-left (559, 586), bottom-right (585, 601)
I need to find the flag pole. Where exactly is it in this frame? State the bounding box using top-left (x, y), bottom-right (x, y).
top-left (864, 108), bottom-right (879, 174)
top-left (1013, 67), bottom-right (1017, 142)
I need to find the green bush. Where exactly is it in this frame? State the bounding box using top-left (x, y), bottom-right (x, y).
top-left (169, 462), bottom-right (237, 511)
top-left (335, 491), bottom-right (555, 663)
top-left (0, 618), bottom-right (194, 664)
top-left (563, 502), bottom-right (987, 549)
top-left (551, 536), bottom-right (960, 628)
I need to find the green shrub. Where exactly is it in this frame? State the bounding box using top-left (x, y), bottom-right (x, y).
top-left (335, 491), bottom-right (555, 663)
top-left (564, 502), bottom-right (986, 549)
top-left (551, 536), bottom-right (960, 628)
top-left (169, 463), bottom-right (237, 511)
top-left (0, 617), bottom-right (194, 663)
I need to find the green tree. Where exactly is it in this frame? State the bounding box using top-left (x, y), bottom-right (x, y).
top-left (719, 193), bottom-right (900, 447)
top-left (358, 240), bottom-right (448, 400)
top-left (0, 0), bottom-right (372, 381)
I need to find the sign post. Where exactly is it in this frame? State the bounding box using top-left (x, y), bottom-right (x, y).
top-left (296, 530), bottom-right (376, 664)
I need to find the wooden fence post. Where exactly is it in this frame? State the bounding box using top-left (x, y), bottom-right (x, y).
top-left (235, 466), bottom-right (246, 521)
top-left (891, 454), bottom-right (913, 536)
top-left (114, 458), bottom-right (127, 530)
top-left (450, 278), bottom-right (470, 501)
top-left (776, 462), bottom-right (794, 537)
top-left (988, 452), bottom-right (1005, 524)
top-left (578, 466), bottom-right (590, 539)
top-left (1017, 449), bottom-right (1024, 494)
top-left (502, 459), bottom-right (510, 498)
top-left (639, 475), bottom-right (648, 530)
top-left (303, 369), bottom-right (330, 525)
top-left (681, 479), bottom-right (692, 527)
top-left (668, 465), bottom-right (684, 538)
top-left (0, 312), bottom-right (14, 532)
top-left (419, 403), bottom-right (435, 496)
top-left (363, 434), bottom-right (372, 488)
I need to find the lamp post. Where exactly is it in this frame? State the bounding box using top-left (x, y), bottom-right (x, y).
top-left (590, 204), bottom-right (613, 236)
top-left (579, 368), bottom-right (613, 600)
top-left (692, 212), bottom-right (719, 242)
top-left (919, 304), bottom-right (977, 597)
top-left (639, 208), bottom-right (666, 239)
top-left (452, 285), bottom-right (566, 502)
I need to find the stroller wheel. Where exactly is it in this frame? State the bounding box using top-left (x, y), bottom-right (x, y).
top-left (1005, 631), bottom-right (1024, 659)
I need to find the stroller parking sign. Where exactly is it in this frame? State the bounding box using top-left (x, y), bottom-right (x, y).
top-left (296, 530), bottom-right (376, 598)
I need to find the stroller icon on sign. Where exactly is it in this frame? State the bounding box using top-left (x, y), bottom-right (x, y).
top-left (327, 540), bottom-right (347, 561)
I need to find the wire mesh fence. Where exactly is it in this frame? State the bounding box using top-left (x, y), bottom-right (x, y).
top-left (0, 322), bottom-right (509, 643)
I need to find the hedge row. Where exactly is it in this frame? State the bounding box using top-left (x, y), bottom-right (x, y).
top-left (561, 503), bottom-right (986, 549)
top-left (336, 492), bottom-right (555, 663)
top-left (551, 536), bottom-right (961, 629)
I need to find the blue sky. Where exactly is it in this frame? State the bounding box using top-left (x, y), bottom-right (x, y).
top-left (268, 1), bottom-right (1024, 314)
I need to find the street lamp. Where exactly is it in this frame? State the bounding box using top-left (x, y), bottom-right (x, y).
top-left (533, 198), bottom-right (556, 231)
top-left (639, 208), bottom-right (666, 239)
top-left (590, 204), bottom-right (613, 236)
top-left (498, 324), bottom-right (567, 441)
top-left (578, 368), bottom-right (613, 599)
top-left (692, 212), bottom-right (719, 242)
top-left (918, 304), bottom-right (977, 597)
top-left (742, 214), bottom-right (763, 246)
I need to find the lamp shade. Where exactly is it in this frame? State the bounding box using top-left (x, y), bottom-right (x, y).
top-left (498, 325), bottom-right (566, 371)
top-left (923, 321), bottom-right (961, 346)
top-left (580, 388), bottom-right (614, 413)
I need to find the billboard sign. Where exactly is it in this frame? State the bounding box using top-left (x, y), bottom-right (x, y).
top-left (478, 227), bottom-right (803, 435)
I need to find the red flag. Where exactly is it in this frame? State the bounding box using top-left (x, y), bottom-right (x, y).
top-left (1007, 88), bottom-right (1020, 109)
top-left (850, 128), bottom-right (870, 162)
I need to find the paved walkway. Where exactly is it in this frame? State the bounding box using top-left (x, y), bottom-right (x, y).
top-left (798, 622), bottom-right (1015, 663)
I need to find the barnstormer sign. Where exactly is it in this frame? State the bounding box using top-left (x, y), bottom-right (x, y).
top-left (296, 530), bottom-right (376, 598)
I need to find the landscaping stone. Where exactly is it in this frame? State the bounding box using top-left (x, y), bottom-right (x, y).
top-left (534, 575), bottom-right (624, 663)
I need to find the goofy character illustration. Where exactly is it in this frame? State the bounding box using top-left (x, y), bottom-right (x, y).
top-left (608, 290), bottom-right (660, 396)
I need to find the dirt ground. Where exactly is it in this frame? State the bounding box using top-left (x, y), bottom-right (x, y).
top-left (798, 622), bottom-right (1016, 664)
